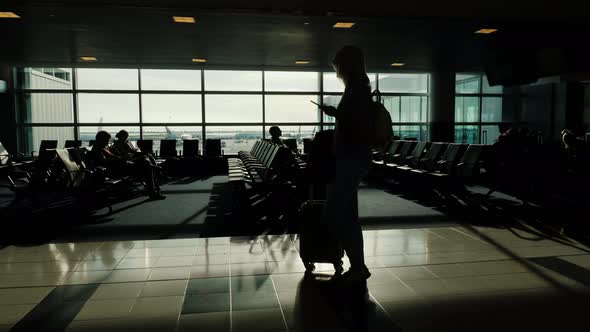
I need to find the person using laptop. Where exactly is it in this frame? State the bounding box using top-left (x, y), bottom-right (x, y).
top-left (90, 131), bottom-right (165, 200)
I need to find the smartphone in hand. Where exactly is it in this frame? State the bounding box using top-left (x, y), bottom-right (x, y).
top-left (310, 100), bottom-right (320, 106)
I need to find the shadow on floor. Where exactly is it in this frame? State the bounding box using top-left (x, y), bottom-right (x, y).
top-left (292, 274), bottom-right (400, 332)
top-left (382, 287), bottom-right (590, 332)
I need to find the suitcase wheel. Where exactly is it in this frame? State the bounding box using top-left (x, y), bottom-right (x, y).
top-left (334, 260), bottom-right (344, 275)
top-left (304, 262), bottom-right (315, 273)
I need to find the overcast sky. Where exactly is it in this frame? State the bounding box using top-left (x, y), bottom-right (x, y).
top-left (33, 68), bottom-right (428, 124)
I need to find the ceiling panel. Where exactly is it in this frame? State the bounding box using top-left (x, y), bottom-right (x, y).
top-left (1, 2), bottom-right (589, 74)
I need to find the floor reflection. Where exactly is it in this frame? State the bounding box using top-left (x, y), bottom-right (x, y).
top-left (292, 272), bottom-right (400, 332)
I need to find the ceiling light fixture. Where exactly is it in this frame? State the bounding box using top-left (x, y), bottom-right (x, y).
top-left (295, 60), bottom-right (310, 65)
top-left (192, 58), bottom-right (207, 63)
top-left (0, 12), bottom-right (20, 18)
top-left (173, 16), bottom-right (195, 23)
top-left (333, 22), bottom-right (355, 28)
top-left (475, 28), bottom-right (498, 34)
top-left (80, 56), bottom-right (97, 61)
top-left (390, 63), bottom-right (405, 67)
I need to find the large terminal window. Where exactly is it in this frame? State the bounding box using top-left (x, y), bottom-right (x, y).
top-left (14, 68), bottom-right (431, 154)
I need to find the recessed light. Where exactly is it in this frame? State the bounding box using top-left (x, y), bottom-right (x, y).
top-left (333, 22), bottom-right (355, 28)
top-left (192, 58), bottom-right (207, 63)
top-left (304, 22), bottom-right (310, 25)
top-left (295, 60), bottom-right (310, 65)
top-left (173, 16), bottom-right (195, 23)
top-left (475, 28), bottom-right (498, 34)
top-left (0, 12), bottom-right (20, 18)
top-left (80, 56), bottom-right (97, 61)
top-left (390, 63), bottom-right (405, 67)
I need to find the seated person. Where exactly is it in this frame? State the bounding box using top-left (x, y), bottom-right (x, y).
top-left (269, 126), bottom-right (287, 147)
top-left (111, 130), bottom-right (138, 156)
top-left (89, 131), bottom-right (166, 200)
top-left (110, 130), bottom-right (158, 165)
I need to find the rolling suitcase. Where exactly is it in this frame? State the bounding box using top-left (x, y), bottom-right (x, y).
top-left (298, 199), bottom-right (344, 275)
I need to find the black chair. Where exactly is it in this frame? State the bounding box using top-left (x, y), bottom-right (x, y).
top-left (283, 139), bottom-right (298, 153)
top-left (401, 142), bottom-right (448, 173)
top-left (455, 144), bottom-right (487, 179)
top-left (428, 144), bottom-right (468, 177)
top-left (137, 140), bottom-right (153, 154)
top-left (36, 140), bottom-right (58, 158)
top-left (65, 140), bottom-right (82, 148)
top-left (205, 139), bottom-right (222, 157)
top-left (182, 139), bottom-right (200, 158)
top-left (158, 140), bottom-right (178, 159)
top-left (388, 141), bottom-right (431, 173)
top-left (386, 140), bottom-right (417, 167)
top-left (372, 140), bottom-right (403, 166)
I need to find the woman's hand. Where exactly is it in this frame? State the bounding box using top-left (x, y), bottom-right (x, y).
top-left (319, 105), bottom-right (337, 117)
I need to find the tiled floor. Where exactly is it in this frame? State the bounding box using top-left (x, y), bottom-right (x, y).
top-left (1, 226), bottom-right (590, 331)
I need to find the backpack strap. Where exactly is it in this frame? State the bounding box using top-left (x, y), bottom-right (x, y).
top-left (372, 89), bottom-right (382, 103)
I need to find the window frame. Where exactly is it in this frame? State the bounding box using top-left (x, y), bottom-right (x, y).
top-left (454, 73), bottom-right (511, 145)
top-left (14, 68), bottom-right (432, 154)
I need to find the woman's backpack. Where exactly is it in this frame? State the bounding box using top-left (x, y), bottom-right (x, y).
top-left (370, 89), bottom-right (393, 149)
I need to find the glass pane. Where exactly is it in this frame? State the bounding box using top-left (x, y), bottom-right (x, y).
top-left (455, 96), bottom-right (480, 123)
top-left (265, 95), bottom-right (320, 123)
top-left (482, 75), bottom-right (503, 94)
top-left (19, 127), bottom-right (74, 154)
top-left (421, 97), bottom-right (429, 123)
top-left (18, 68), bottom-right (73, 90)
top-left (76, 68), bottom-right (139, 90)
top-left (382, 96), bottom-right (400, 123)
top-left (455, 74), bottom-right (480, 94)
top-left (141, 69), bottom-right (201, 91)
top-left (78, 93), bottom-right (140, 123)
top-left (392, 125), bottom-right (422, 140)
top-left (205, 94), bottom-right (262, 123)
top-left (482, 97), bottom-right (502, 122)
top-left (322, 72), bottom-right (378, 92)
top-left (142, 94), bottom-right (202, 123)
top-left (454, 125), bottom-right (479, 144)
top-left (420, 125), bottom-right (429, 141)
top-left (481, 125), bottom-right (501, 145)
top-left (79, 126), bottom-right (140, 145)
top-left (206, 126), bottom-right (263, 155)
top-left (322, 73), bottom-right (344, 93)
top-left (204, 70), bottom-right (262, 91)
top-left (20, 93), bottom-right (74, 123)
top-left (321, 95), bottom-right (341, 123)
top-left (264, 71), bottom-right (318, 92)
top-left (400, 96), bottom-right (425, 123)
top-left (378, 73), bottom-right (428, 93)
top-left (392, 126), bottom-right (400, 139)
top-left (264, 125), bottom-right (319, 150)
top-left (143, 126), bottom-right (203, 154)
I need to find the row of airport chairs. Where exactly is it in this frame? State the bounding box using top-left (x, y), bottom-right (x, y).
top-left (5, 146), bottom-right (147, 208)
top-left (228, 140), bottom-right (303, 224)
top-left (372, 140), bottom-right (488, 193)
top-left (228, 140), bottom-right (293, 185)
top-left (28, 139), bottom-right (223, 159)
